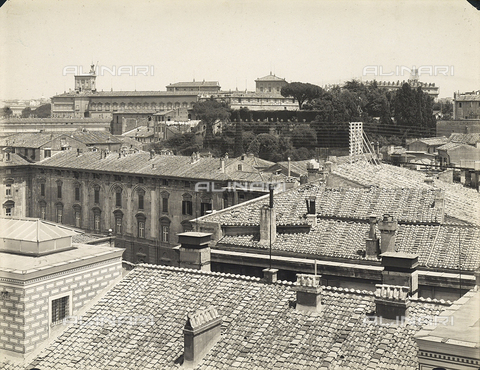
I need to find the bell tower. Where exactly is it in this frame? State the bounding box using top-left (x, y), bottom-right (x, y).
top-left (74, 64), bottom-right (97, 93)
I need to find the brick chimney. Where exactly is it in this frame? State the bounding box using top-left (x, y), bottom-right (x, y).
top-left (293, 274), bottom-right (322, 313)
top-left (434, 188), bottom-right (445, 223)
top-left (306, 160), bottom-right (320, 182)
top-left (178, 232), bottom-right (212, 271)
top-left (219, 158), bottom-right (225, 173)
top-left (263, 268), bottom-right (278, 284)
top-left (378, 214), bottom-right (397, 253)
top-left (183, 306), bottom-right (222, 368)
top-left (305, 196), bottom-right (317, 226)
top-left (380, 252), bottom-right (419, 298)
top-left (374, 284), bottom-right (410, 320)
top-left (259, 205), bottom-right (276, 246)
top-left (366, 215), bottom-right (380, 257)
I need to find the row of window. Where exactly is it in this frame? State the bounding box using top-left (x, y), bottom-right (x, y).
top-left (40, 182), bottom-right (214, 215)
top-left (89, 101), bottom-right (194, 112)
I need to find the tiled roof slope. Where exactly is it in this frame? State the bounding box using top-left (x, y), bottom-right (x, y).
top-left (69, 131), bottom-right (122, 144)
top-left (122, 126), bottom-right (155, 138)
top-left (53, 90), bottom-right (199, 98)
top-left (219, 221), bottom-right (480, 270)
top-left (331, 161), bottom-right (480, 226)
top-left (35, 151), bottom-right (274, 182)
top-left (0, 153), bottom-right (31, 166)
top-left (0, 132), bottom-right (61, 148)
top-left (449, 133), bottom-right (480, 145)
top-left (199, 184), bottom-right (443, 226)
top-left (25, 265), bottom-right (447, 370)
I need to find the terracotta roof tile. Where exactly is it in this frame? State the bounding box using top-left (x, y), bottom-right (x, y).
top-left (23, 265), bottom-right (448, 369)
top-left (331, 161), bottom-right (480, 226)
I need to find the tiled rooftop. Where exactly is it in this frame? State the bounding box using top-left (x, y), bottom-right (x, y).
top-left (331, 161), bottom-right (480, 226)
top-left (122, 126), bottom-right (155, 138)
top-left (0, 153), bottom-right (31, 166)
top-left (22, 265), bottom-right (448, 370)
top-left (255, 74), bottom-right (286, 82)
top-left (167, 81), bottom-right (220, 87)
top-left (218, 221), bottom-right (480, 270)
top-left (35, 151), bottom-right (276, 182)
top-left (409, 137), bottom-right (449, 146)
top-left (0, 132), bottom-right (62, 148)
top-left (198, 184), bottom-right (444, 226)
top-left (449, 133), bottom-right (480, 145)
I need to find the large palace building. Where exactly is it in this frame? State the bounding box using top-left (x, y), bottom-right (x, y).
top-left (51, 65), bottom-right (201, 119)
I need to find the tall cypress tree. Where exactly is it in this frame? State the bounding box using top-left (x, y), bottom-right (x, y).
top-left (234, 121), bottom-right (243, 157)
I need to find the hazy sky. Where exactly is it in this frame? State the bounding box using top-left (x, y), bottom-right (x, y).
top-left (1, 0), bottom-right (479, 101)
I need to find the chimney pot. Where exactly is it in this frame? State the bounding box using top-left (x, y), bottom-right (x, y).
top-left (380, 252), bottom-right (419, 298)
top-left (263, 268), bottom-right (278, 284)
top-left (378, 214), bottom-right (397, 253)
top-left (366, 215), bottom-right (380, 257)
top-left (374, 284), bottom-right (410, 320)
top-left (183, 306), bottom-right (222, 368)
top-left (293, 274), bottom-right (322, 313)
top-left (178, 232), bottom-right (212, 271)
top-left (259, 205), bottom-right (276, 246)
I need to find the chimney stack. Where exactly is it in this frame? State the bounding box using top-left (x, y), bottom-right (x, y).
top-left (263, 268), bottom-right (278, 284)
top-left (306, 160), bottom-right (320, 182)
top-left (287, 157), bottom-right (291, 177)
top-left (380, 252), bottom-right (419, 298)
top-left (305, 196), bottom-right (317, 226)
top-left (178, 232), bottom-right (212, 271)
top-left (183, 306), bottom-right (222, 368)
top-left (220, 158), bottom-right (225, 173)
top-left (259, 205), bottom-right (276, 246)
top-left (293, 274), bottom-right (322, 313)
top-left (374, 284), bottom-right (410, 320)
top-left (434, 189), bottom-right (445, 223)
top-left (378, 214), bottom-right (397, 253)
top-left (366, 215), bottom-right (380, 257)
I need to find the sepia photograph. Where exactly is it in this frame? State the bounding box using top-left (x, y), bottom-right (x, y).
top-left (0, 0), bottom-right (479, 368)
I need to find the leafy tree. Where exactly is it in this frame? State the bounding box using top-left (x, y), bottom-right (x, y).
top-left (281, 82), bottom-right (323, 109)
top-left (291, 124), bottom-right (317, 150)
top-left (32, 103), bottom-right (51, 118)
top-left (2, 106), bottom-right (12, 118)
top-left (234, 121), bottom-right (243, 157)
top-left (21, 107), bottom-right (32, 118)
top-left (193, 98), bottom-right (230, 149)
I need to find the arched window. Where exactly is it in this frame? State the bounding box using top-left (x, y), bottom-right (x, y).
top-left (200, 197), bottom-right (212, 216)
top-left (97, 103), bottom-right (103, 111)
top-left (161, 191), bottom-right (169, 213)
top-left (56, 180), bottom-right (63, 199)
top-left (3, 200), bottom-right (14, 217)
top-left (113, 210), bottom-right (123, 235)
top-left (73, 204), bottom-right (82, 228)
top-left (136, 213), bottom-right (146, 239)
top-left (56, 203), bottom-right (63, 224)
top-left (93, 184), bottom-right (101, 204)
top-left (114, 186), bottom-right (122, 207)
top-left (182, 193), bottom-right (192, 215)
top-left (174, 102), bottom-right (180, 109)
top-left (92, 207), bottom-right (101, 232)
top-left (167, 102), bottom-right (173, 110)
top-left (137, 188), bottom-right (145, 210)
top-left (120, 102), bottom-right (125, 111)
top-left (181, 220), bottom-right (192, 232)
top-left (159, 217), bottom-right (170, 243)
top-left (74, 182), bottom-right (81, 202)
top-left (159, 103), bottom-right (165, 111)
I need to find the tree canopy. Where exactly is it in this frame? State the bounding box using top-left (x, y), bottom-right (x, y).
top-left (193, 98), bottom-right (230, 149)
top-left (281, 82), bottom-right (323, 109)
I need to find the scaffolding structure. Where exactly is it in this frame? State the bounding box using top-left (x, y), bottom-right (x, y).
top-left (349, 122), bottom-right (379, 164)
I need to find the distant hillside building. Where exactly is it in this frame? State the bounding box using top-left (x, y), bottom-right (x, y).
top-left (255, 72), bottom-right (288, 94)
top-left (0, 117), bottom-right (111, 138)
top-left (51, 65), bottom-right (199, 119)
top-left (368, 69), bottom-right (439, 100)
top-left (453, 90), bottom-right (480, 120)
top-left (166, 80), bottom-right (221, 93)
